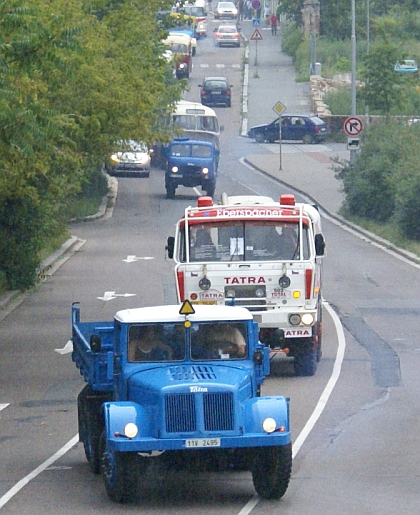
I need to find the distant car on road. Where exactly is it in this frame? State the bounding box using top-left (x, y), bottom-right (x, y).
top-left (105, 140), bottom-right (151, 177)
top-left (214, 1), bottom-right (238, 19)
top-left (248, 115), bottom-right (330, 144)
top-left (213, 23), bottom-right (241, 47)
top-left (199, 76), bottom-right (233, 107)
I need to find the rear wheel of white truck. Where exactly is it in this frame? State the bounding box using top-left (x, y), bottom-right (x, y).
top-left (101, 432), bottom-right (139, 503)
top-left (252, 444), bottom-right (292, 499)
top-left (293, 347), bottom-right (317, 376)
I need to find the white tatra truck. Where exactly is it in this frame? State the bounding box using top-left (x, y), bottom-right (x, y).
top-left (166, 193), bottom-right (326, 376)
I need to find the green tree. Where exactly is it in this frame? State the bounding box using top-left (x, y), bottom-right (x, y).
top-left (362, 40), bottom-right (401, 113)
top-left (0, 0), bottom-right (184, 290)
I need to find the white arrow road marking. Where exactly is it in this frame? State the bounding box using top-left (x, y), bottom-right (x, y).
top-left (97, 291), bottom-right (137, 301)
top-left (0, 404), bottom-right (9, 412)
top-left (123, 255), bottom-right (155, 262)
top-left (97, 290), bottom-right (117, 301)
top-left (55, 340), bottom-right (73, 355)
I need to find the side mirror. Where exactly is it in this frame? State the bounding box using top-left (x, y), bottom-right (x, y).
top-left (315, 233), bottom-right (326, 256)
top-left (90, 334), bottom-right (102, 353)
top-left (166, 236), bottom-right (175, 259)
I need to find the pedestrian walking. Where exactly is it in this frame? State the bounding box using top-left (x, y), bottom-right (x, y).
top-left (264, 5), bottom-right (270, 25)
top-left (270, 13), bottom-right (277, 35)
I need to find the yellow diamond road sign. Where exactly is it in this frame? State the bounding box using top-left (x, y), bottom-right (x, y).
top-left (273, 101), bottom-right (286, 116)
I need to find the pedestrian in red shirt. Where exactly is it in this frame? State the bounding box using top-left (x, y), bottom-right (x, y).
top-left (270, 13), bottom-right (277, 35)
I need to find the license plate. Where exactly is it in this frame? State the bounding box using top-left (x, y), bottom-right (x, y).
top-left (185, 438), bottom-right (221, 448)
top-left (192, 300), bottom-right (217, 305)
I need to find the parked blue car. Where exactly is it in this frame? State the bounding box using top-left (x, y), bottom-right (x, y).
top-left (248, 114), bottom-right (330, 144)
top-left (165, 138), bottom-right (219, 198)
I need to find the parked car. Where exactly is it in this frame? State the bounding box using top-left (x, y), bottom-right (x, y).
top-left (199, 76), bottom-right (233, 107)
top-left (165, 138), bottom-right (219, 198)
top-left (248, 115), bottom-right (330, 144)
top-left (105, 140), bottom-right (151, 177)
top-left (213, 23), bottom-right (241, 47)
top-left (214, 1), bottom-right (238, 19)
top-left (394, 59), bottom-right (418, 76)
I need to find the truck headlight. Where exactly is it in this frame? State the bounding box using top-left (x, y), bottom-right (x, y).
top-left (202, 167), bottom-right (209, 175)
top-left (171, 166), bottom-right (179, 173)
top-left (301, 313), bottom-right (314, 326)
top-left (289, 314), bottom-right (300, 326)
top-left (262, 418), bottom-right (277, 433)
top-left (124, 423), bottom-right (138, 439)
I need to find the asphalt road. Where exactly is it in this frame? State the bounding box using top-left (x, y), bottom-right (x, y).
top-left (0, 14), bottom-right (419, 515)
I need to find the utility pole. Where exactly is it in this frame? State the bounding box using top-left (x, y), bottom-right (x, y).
top-left (350, 0), bottom-right (357, 164)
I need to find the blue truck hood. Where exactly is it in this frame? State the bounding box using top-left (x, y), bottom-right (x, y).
top-left (127, 362), bottom-right (252, 395)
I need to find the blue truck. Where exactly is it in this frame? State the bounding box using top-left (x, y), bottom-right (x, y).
top-left (72, 300), bottom-right (292, 503)
top-left (165, 137), bottom-right (219, 198)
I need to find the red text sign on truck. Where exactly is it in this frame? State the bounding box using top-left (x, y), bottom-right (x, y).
top-left (166, 193), bottom-right (326, 376)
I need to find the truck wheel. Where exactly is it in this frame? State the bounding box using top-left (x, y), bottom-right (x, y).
top-left (255, 132), bottom-right (265, 143)
top-left (101, 432), bottom-right (139, 503)
top-left (78, 385), bottom-right (103, 474)
top-left (205, 182), bottom-right (216, 197)
top-left (166, 184), bottom-right (176, 199)
top-left (293, 348), bottom-right (317, 376)
top-left (252, 444), bottom-right (292, 499)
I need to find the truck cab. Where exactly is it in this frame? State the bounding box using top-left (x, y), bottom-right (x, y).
top-left (72, 301), bottom-right (292, 503)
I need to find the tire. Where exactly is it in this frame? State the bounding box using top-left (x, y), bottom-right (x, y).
top-left (255, 132), bottom-right (265, 143)
top-left (293, 347), bottom-right (317, 376)
top-left (205, 182), bottom-right (216, 197)
top-left (101, 432), bottom-right (139, 503)
top-left (226, 99), bottom-right (231, 108)
top-left (166, 183), bottom-right (176, 199)
top-left (77, 385), bottom-right (104, 474)
top-left (252, 444), bottom-right (292, 499)
top-left (302, 133), bottom-right (315, 144)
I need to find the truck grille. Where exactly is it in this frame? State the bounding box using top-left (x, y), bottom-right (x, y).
top-left (165, 392), bottom-right (234, 433)
top-left (224, 285), bottom-right (267, 311)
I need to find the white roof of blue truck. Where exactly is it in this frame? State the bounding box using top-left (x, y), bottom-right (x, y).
top-left (115, 304), bottom-right (253, 324)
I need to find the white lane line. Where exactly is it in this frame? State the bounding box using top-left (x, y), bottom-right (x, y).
top-left (237, 300), bottom-right (346, 515)
top-left (0, 303), bottom-right (346, 512)
top-left (292, 301), bottom-right (346, 458)
top-left (0, 434), bottom-right (79, 509)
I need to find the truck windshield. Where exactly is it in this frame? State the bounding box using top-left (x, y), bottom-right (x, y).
top-left (128, 322), bottom-right (248, 362)
top-left (190, 322), bottom-right (248, 360)
top-left (183, 222), bottom-right (309, 262)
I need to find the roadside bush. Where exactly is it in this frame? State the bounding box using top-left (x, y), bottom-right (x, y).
top-left (336, 119), bottom-right (420, 239)
top-left (281, 22), bottom-right (303, 60)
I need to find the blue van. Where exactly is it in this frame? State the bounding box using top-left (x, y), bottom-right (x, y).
top-left (165, 138), bottom-right (219, 198)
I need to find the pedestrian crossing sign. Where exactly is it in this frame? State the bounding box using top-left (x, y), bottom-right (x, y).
top-left (250, 29), bottom-right (263, 41)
